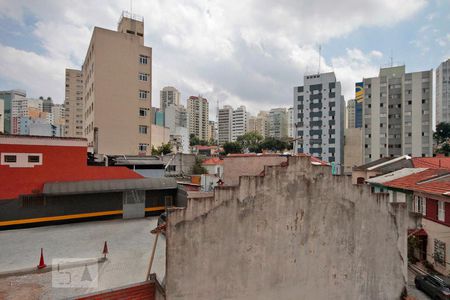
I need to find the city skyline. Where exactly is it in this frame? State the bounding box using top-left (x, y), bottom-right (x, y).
top-left (0, 0), bottom-right (449, 118)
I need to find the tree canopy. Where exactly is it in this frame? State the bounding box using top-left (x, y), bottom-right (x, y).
top-left (434, 122), bottom-right (450, 145)
top-left (189, 134), bottom-right (210, 146)
top-left (151, 143), bottom-right (172, 155)
top-left (236, 131), bottom-right (264, 152)
top-left (222, 141), bottom-right (243, 154)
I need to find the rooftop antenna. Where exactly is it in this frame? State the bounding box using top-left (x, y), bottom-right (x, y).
top-left (390, 49), bottom-right (393, 67)
top-left (318, 44), bottom-right (322, 74)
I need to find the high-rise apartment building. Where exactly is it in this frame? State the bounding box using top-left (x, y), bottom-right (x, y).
top-left (165, 104), bottom-right (187, 131)
top-left (354, 82), bottom-right (364, 128)
top-left (347, 99), bottom-right (356, 129)
top-left (293, 72), bottom-right (345, 168)
top-left (64, 69), bottom-right (84, 138)
top-left (160, 86), bottom-right (180, 112)
top-left (80, 12), bottom-right (152, 155)
top-left (436, 59), bottom-right (450, 125)
top-left (42, 97), bottom-right (53, 113)
top-left (208, 120), bottom-right (217, 142)
top-left (362, 66), bottom-right (433, 162)
top-left (0, 90), bottom-right (26, 133)
top-left (218, 105), bottom-right (233, 144)
top-left (287, 107), bottom-right (294, 138)
top-left (187, 95), bottom-right (209, 141)
top-left (268, 108), bottom-right (288, 139)
top-left (11, 97), bottom-right (43, 134)
top-left (231, 106), bottom-right (248, 141)
top-left (248, 111), bottom-right (269, 138)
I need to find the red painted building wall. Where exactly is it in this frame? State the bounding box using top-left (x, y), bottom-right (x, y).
top-left (0, 140), bottom-right (142, 200)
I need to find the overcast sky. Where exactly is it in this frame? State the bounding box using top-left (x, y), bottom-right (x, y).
top-left (0, 0), bottom-right (449, 118)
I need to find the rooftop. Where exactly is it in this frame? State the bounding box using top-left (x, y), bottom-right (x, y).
top-left (202, 157), bottom-right (224, 165)
top-left (412, 156), bottom-right (450, 169)
top-left (0, 217), bottom-right (165, 299)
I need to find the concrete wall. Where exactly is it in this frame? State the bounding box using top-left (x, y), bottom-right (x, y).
top-left (166, 156), bottom-right (408, 300)
top-left (423, 218), bottom-right (450, 275)
top-left (223, 155), bottom-right (287, 186)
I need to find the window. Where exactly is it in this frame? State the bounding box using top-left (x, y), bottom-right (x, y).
top-left (414, 196), bottom-right (426, 215)
top-left (139, 90), bottom-right (149, 99)
top-left (434, 239), bottom-right (446, 266)
top-left (438, 201), bottom-right (445, 222)
top-left (139, 73), bottom-right (149, 81)
top-left (139, 55), bottom-right (149, 64)
top-left (4, 155), bottom-right (16, 163)
top-left (139, 125), bottom-right (148, 134)
top-left (28, 155), bottom-right (40, 163)
top-left (167, 165), bottom-right (176, 172)
top-left (138, 143), bottom-right (148, 152)
top-left (139, 108), bottom-right (148, 117)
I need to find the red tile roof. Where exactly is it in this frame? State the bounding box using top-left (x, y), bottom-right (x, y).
top-left (383, 168), bottom-right (450, 196)
top-left (412, 157), bottom-right (450, 169)
top-left (202, 157), bottom-right (224, 165)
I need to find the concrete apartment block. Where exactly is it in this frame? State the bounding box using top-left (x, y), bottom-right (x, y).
top-left (436, 59), bottom-right (450, 124)
top-left (347, 99), bottom-right (355, 129)
top-left (166, 156), bottom-right (408, 299)
top-left (81, 12), bottom-right (152, 155)
top-left (248, 111), bottom-right (269, 138)
top-left (293, 72), bottom-right (345, 170)
top-left (268, 107), bottom-right (288, 139)
top-left (0, 90), bottom-right (27, 134)
top-left (160, 86), bottom-right (180, 112)
top-left (218, 105), bottom-right (233, 144)
top-left (231, 105), bottom-right (248, 141)
top-left (343, 128), bottom-right (363, 174)
top-left (64, 69), bottom-right (84, 138)
top-left (187, 96), bottom-right (209, 141)
top-left (362, 66), bottom-right (433, 162)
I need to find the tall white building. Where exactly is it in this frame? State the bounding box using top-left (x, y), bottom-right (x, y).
top-left (218, 105), bottom-right (233, 144)
top-left (231, 106), bottom-right (248, 141)
top-left (436, 59), bottom-right (450, 125)
top-left (165, 104), bottom-right (187, 132)
top-left (160, 86), bottom-right (180, 112)
top-left (362, 66), bottom-right (433, 162)
top-left (293, 72), bottom-right (345, 169)
top-left (187, 95), bottom-right (209, 141)
top-left (287, 107), bottom-right (294, 138)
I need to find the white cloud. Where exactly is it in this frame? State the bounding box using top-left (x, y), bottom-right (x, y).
top-left (0, 0), bottom-right (427, 114)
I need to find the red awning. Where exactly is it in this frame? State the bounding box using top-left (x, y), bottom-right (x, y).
top-left (408, 228), bottom-right (427, 237)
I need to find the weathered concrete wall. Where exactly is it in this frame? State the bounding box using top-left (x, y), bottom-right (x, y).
top-left (166, 156), bottom-right (408, 300)
top-left (223, 155), bottom-right (287, 186)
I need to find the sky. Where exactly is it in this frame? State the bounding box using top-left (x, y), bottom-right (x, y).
top-left (0, 0), bottom-right (449, 119)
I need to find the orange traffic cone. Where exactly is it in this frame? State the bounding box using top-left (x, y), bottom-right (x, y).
top-left (102, 241), bottom-right (108, 259)
top-left (37, 248), bottom-right (47, 269)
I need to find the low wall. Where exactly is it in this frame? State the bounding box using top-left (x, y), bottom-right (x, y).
top-left (166, 156), bottom-right (408, 300)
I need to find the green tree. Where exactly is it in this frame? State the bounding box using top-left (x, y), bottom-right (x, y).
top-left (236, 131), bottom-right (263, 152)
top-left (151, 143), bottom-right (173, 155)
top-left (436, 141), bottom-right (450, 156)
top-left (190, 134), bottom-right (209, 146)
top-left (259, 137), bottom-right (290, 152)
top-left (434, 122), bottom-right (450, 145)
top-left (223, 141), bottom-right (243, 154)
top-left (192, 157), bottom-right (207, 174)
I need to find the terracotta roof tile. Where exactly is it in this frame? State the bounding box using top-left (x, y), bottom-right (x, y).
top-left (202, 157), bottom-right (224, 165)
top-left (412, 157), bottom-right (450, 169)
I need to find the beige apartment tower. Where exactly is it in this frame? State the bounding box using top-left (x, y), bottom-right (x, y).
top-left (81, 12), bottom-right (152, 155)
top-left (187, 96), bottom-right (209, 141)
top-left (160, 86), bottom-right (180, 111)
top-left (64, 69), bottom-right (84, 137)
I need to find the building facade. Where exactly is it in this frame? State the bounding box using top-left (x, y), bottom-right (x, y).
top-left (293, 72), bottom-right (345, 169)
top-left (80, 11), bottom-right (152, 155)
top-left (11, 97), bottom-right (43, 134)
top-left (362, 66), bottom-right (433, 162)
top-left (343, 128), bottom-right (363, 174)
top-left (436, 59), bottom-right (450, 125)
top-left (287, 107), bottom-right (294, 138)
top-left (64, 69), bottom-right (84, 138)
top-left (218, 105), bottom-right (233, 144)
top-left (347, 99), bottom-right (355, 129)
top-left (268, 108), bottom-right (288, 139)
top-left (207, 120), bottom-right (216, 142)
top-left (187, 96), bottom-right (209, 141)
top-left (248, 111), bottom-right (269, 138)
top-left (231, 106), bottom-right (248, 141)
top-left (0, 90), bottom-right (27, 134)
top-left (160, 86), bottom-right (180, 112)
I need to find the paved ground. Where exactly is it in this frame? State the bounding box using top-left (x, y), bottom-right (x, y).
top-left (408, 269), bottom-right (431, 300)
top-left (0, 217), bottom-right (165, 299)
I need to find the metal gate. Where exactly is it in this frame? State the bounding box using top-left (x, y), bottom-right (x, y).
top-left (122, 190), bottom-right (145, 219)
